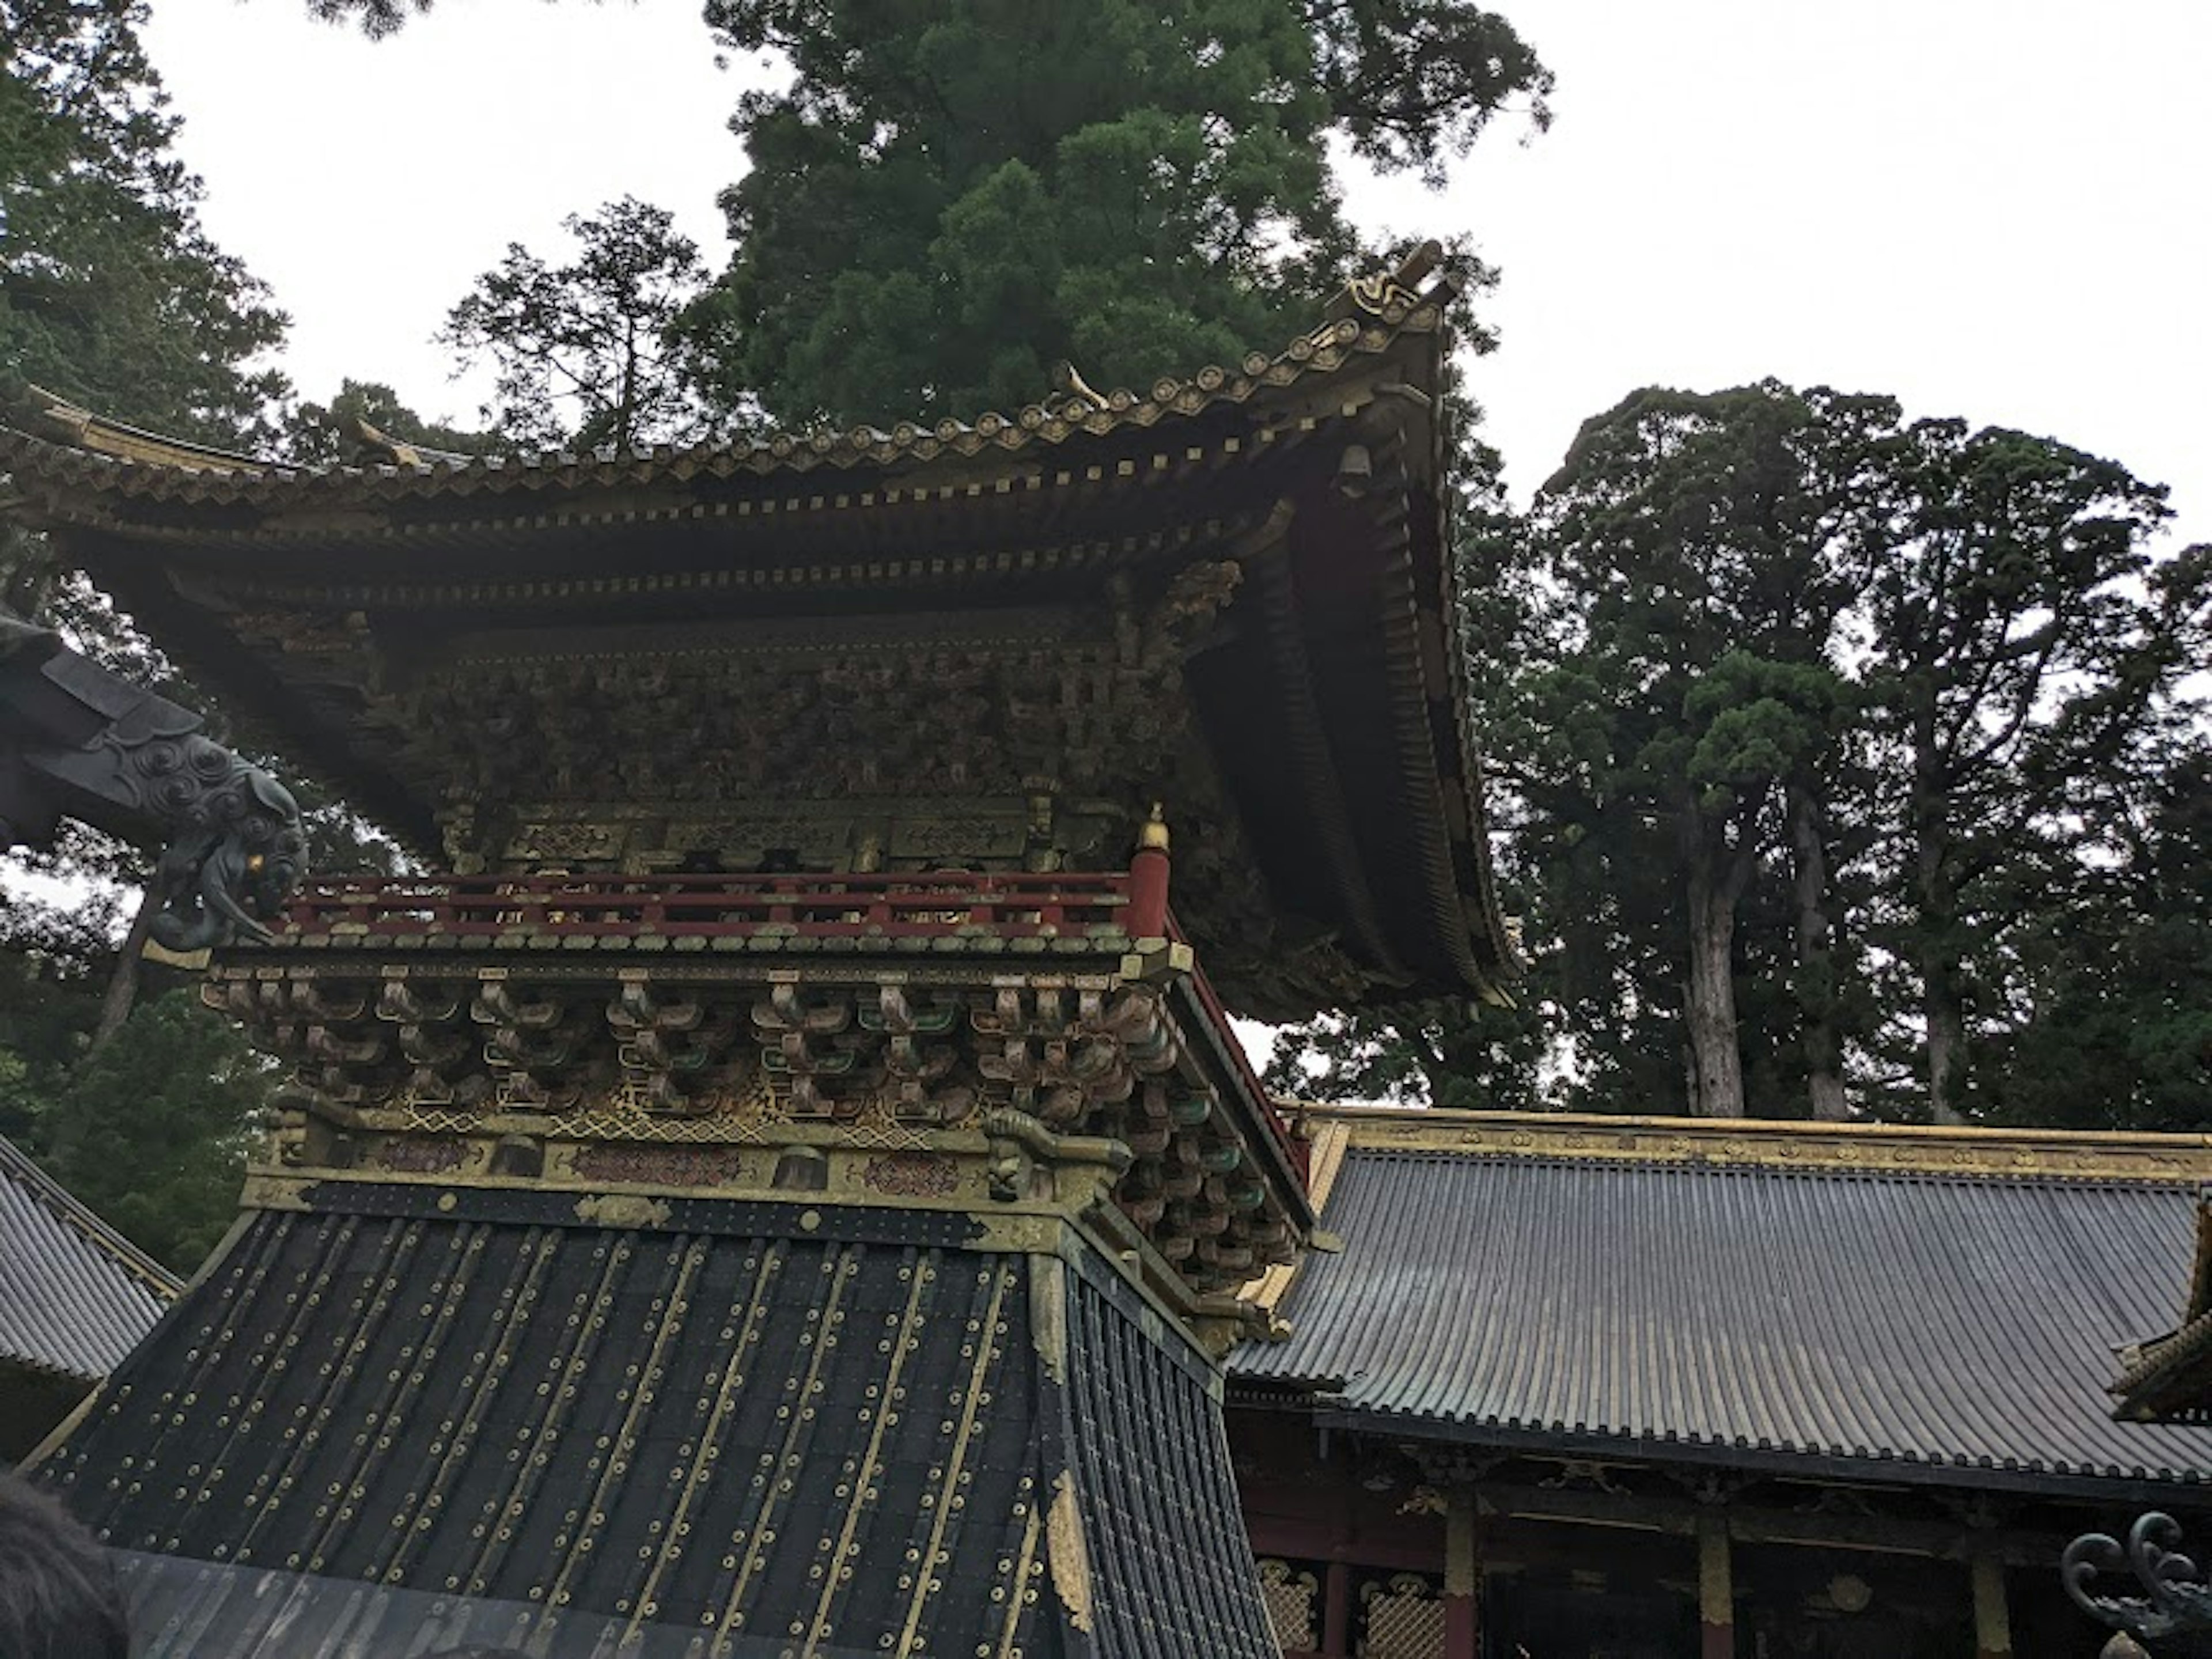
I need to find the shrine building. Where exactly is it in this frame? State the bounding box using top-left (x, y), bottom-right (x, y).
top-left (4, 249), bottom-right (2209, 1658)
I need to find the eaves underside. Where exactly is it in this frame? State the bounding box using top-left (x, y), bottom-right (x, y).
top-left (1304, 1406), bottom-right (2212, 1503)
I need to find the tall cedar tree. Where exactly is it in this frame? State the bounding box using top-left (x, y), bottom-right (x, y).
top-left (1857, 425), bottom-right (2188, 1123)
top-left (681, 0), bottom-right (1549, 426)
top-left (1, 0), bottom-right (305, 1264)
top-left (1516, 385), bottom-right (1877, 1119)
top-left (1277, 386), bottom-right (2206, 1127)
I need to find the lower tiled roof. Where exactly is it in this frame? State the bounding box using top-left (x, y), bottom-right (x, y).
top-left (0, 1135), bottom-right (177, 1382)
top-left (1234, 1138), bottom-right (2212, 1489)
top-left (40, 1191), bottom-right (1277, 1658)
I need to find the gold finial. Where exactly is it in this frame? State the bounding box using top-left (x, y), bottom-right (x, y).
top-left (1137, 802), bottom-right (1169, 853)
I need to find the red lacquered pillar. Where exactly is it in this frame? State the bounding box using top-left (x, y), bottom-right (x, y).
top-left (1128, 802), bottom-right (1171, 938)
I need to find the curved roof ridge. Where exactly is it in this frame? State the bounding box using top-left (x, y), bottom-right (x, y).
top-left (2, 249), bottom-right (1461, 498)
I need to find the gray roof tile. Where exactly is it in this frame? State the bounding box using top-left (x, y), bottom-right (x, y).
top-left (1233, 1148), bottom-right (2212, 1486)
top-left (0, 1137), bottom-right (177, 1381)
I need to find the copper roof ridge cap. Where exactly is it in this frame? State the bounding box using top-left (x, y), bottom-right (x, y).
top-left (0, 1132), bottom-right (183, 1297)
top-left (1281, 1101), bottom-right (2212, 1153)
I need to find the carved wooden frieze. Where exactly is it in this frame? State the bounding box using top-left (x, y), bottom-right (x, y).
top-left (208, 950), bottom-right (1300, 1294)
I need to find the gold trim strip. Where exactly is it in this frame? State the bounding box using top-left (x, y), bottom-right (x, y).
top-left (623, 1239), bottom-right (786, 1626)
top-left (546, 1233), bottom-right (705, 1615)
top-left (713, 1244), bottom-right (861, 1643)
top-left (801, 1254), bottom-right (934, 1650)
top-left (464, 1233), bottom-right (628, 1597)
top-left (893, 1259), bottom-right (1014, 1653)
top-left (1303, 1105), bottom-right (2212, 1182)
top-left (366, 1221), bottom-right (494, 1585)
top-left (441, 1225), bottom-right (567, 1592)
top-left (227, 1214), bottom-right (374, 1567)
top-left (994, 1489), bottom-right (1045, 1659)
top-left (293, 1218), bottom-right (432, 1575)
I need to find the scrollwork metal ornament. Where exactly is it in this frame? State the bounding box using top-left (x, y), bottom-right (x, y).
top-left (2063, 1512), bottom-right (2212, 1648)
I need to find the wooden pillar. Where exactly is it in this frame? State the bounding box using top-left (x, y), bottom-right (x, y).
top-left (1445, 1490), bottom-right (1480, 1658)
top-left (1698, 1518), bottom-right (1734, 1659)
top-left (1322, 1559), bottom-right (1351, 1658)
top-left (1126, 804), bottom-right (1171, 937)
top-left (1972, 1556), bottom-right (2012, 1659)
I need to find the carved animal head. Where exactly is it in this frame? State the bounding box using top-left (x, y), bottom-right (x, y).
top-left (149, 763), bottom-right (307, 953)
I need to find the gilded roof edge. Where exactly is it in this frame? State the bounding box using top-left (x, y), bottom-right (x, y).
top-left (1, 248), bottom-right (1458, 506)
top-left (1278, 1102), bottom-right (2212, 1184)
top-left (17, 385), bottom-right (272, 475)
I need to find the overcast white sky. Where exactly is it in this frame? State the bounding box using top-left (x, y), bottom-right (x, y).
top-left (143, 0), bottom-right (2210, 547)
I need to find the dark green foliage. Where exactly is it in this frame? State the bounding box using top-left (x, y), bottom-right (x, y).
top-left (1980, 736), bottom-right (2212, 1131)
top-left (2, 2), bottom-right (308, 1259)
top-left (1275, 387), bottom-right (2207, 1129)
top-left (684, 0), bottom-right (1547, 426)
top-left (1, 0), bottom-right (287, 445)
top-left (1854, 423), bottom-right (2188, 1122)
top-left (0, 952), bottom-right (271, 1270)
top-left (283, 378), bottom-right (488, 464)
top-left (439, 198), bottom-right (722, 452)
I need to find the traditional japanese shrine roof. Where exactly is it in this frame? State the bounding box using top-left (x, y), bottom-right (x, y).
top-left (1232, 1108), bottom-right (2212, 1497)
top-left (0, 252), bottom-right (1515, 1018)
top-left (2110, 1191), bottom-right (2212, 1422)
top-left (42, 1194), bottom-right (1277, 1658)
top-left (0, 1135), bottom-right (178, 1382)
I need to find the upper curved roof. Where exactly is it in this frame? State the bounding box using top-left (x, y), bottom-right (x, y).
top-left (0, 256), bottom-right (1457, 516)
top-left (0, 249), bottom-right (1518, 1016)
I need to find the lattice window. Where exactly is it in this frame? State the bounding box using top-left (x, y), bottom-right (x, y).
top-left (1257, 1556), bottom-right (1321, 1650)
top-left (1357, 1571), bottom-right (1446, 1659)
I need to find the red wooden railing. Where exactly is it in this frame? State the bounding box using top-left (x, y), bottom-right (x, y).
top-left (264, 870), bottom-right (1134, 942)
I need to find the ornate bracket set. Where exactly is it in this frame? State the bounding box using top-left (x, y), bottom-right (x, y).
top-left (211, 862), bottom-right (1309, 1329)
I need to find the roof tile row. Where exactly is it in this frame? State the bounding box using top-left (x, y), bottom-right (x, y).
top-left (1235, 1144), bottom-right (2212, 1488)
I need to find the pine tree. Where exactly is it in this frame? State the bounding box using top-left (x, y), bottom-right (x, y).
top-left (439, 198), bottom-right (722, 451)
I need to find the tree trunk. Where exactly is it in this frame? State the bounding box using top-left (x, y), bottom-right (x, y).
top-left (1921, 827), bottom-right (1969, 1125)
top-left (1683, 823), bottom-right (1748, 1119)
top-left (87, 884), bottom-right (161, 1058)
top-left (1789, 784), bottom-right (1850, 1121)
top-left (1925, 977), bottom-right (1968, 1127)
top-left (1912, 726), bottom-right (1968, 1126)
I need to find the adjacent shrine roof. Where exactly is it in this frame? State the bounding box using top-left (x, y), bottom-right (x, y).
top-left (0, 1135), bottom-right (178, 1382)
top-left (2110, 1191), bottom-right (2212, 1423)
top-left (0, 251), bottom-right (1516, 1019)
top-left (1232, 1108), bottom-right (2212, 1496)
